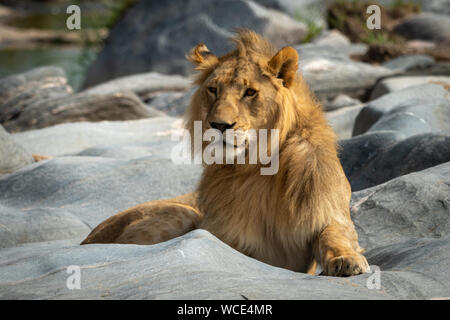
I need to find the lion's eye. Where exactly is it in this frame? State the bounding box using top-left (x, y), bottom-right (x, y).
top-left (244, 88), bottom-right (257, 97)
top-left (207, 87), bottom-right (217, 95)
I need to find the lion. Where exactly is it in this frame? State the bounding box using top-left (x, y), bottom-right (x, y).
top-left (81, 30), bottom-right (369, 277)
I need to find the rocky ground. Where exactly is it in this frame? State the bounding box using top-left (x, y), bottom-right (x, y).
top-left (0, 0), bottom-right (450, 299)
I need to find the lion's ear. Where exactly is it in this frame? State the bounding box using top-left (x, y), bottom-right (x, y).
top-left (268, 46), bottom-right (298, 88)
top-left (186, 43), bottom-right (218, 69)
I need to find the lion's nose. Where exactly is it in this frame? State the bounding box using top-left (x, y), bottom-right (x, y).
top-left (210, 121), bottom-right (236, 133)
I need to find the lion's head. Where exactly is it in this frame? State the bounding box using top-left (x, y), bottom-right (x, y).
top-left (184, 30), bottom-right (315, 166)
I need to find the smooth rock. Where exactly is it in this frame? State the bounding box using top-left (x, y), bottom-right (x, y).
top-left (300, 57), bottom-right (393, 102)
top-left (351, 162), bottom-right (450, 250)
top-left (353, 84), bottom-right (450, 137)
top-left (370, 76), bottom-right (450, 100)
top-left (326, 104), bottom-right (364, 139)
top-left (12, 117), bottom-right (182, 157)
top-left (382, 55), bottom-right (435, 73)
top-left (342, 133), bottom-right (450, 191)
top-left (82, 72), bottom-right (192, 99)
top-left (0, 156), bottom-right (202, 230)
top-left (0, 125), bottom-right (34, 175)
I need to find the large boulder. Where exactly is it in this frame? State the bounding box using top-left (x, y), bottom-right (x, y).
top-left (0, 66), bottom-right (72, 126)
top-left (0, 125), bottom-right (34, 176)
top-left (0, 67), bottom-right (161, 133)
top-left (82, 0), bottom-right (307, 88)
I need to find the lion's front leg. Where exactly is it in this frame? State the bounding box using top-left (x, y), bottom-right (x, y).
top-left (315, 223), bottom-right (369, 277)
top-left (81, 192), bottom-right (203, 245)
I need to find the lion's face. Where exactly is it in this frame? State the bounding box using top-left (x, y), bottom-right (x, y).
top-left (201, 57), bottom-right (281, 147)
top-left (185, 31), bottom-right (299, 161)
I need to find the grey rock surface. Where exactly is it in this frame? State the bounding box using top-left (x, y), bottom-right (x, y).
top-left (353, 84), bottom-right (450, 137)
top-left (300, 57), bottom-right (393, 103)
top-left (12, 117), bottom-right (182, 157)
top-left (382, 55), bottom-right (435, 73)
top-left (1, 162), bottom-right (449, 299)
top-left (341, 133), bottom-right (450, 191)
top-left (82, 72), bottom-right (192, 100)
top-left (370, 76), bottom-right (450, 100)
top-left (0, 155), bottom-right (202, 235)
top-left (325, 104), bottom-right (364, 139)
top-left (82, 0), bottom-right (307, 87)
top-left (0, 125), bottom-right (34, 176)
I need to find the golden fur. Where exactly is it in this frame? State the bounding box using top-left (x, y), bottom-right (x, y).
top-left (82, 30), bottom-right (369, 276)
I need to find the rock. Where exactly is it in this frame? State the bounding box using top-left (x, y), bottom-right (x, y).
top-left (370, 75), bottom-right (450, 100)
top-left (353, 84), bottom-right (450, 137)
top-left (82, 72), bottom-right (192, 100)
top-left (254, 0), bottom-right (328, 28)
top-left (326, 104), bottom-right (365, 139)
top-left (341, 133), bottom-right (450, 191)
top-left (12, 117), bottom-right (182, 157)
top-left (295, 42), bottom-right (368, 61)
top-left (421, 0), bottom-right (450, 15)
top-left (145, 88), bottom-right (196, 116)
top-left (0, 125), bottom-right (34, 175)
top-left (83, 0), bottom-right (307, 87)
top-left (0, 156), bottom-right (202, 232)
top-left (311, 29), bottom-right (350, 46)
top-left (324, 94), bottom-right (361, 111)
top-left (1, 67), bottom-right (162, 132)
top-left (351, 162), bottom-right (450, 250)
top-left (3, 90), bottom-right (160, 133)
top-left (0, 205), bottom-right (91, 249)
top-left (300, 57), bottom-right (393, 102)
top-left (393, 13), bottom-right (450, 43)
top-left (0, 231), bottom-right (387, 299)
top-left (382, 55), bottom-right (435, 73)
top-left (0, 66), bottom-right (72, 125)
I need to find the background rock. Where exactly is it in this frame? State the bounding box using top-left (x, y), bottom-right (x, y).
top-left (82, 72), bottom-right (192, 101)
top-left (82, 0), bottom-right (307, 88)
top-left (370, 75), bottom-right (450, 100)
top-left (0, 66), bottom-right (72, 126)
top-left (353, 84), bottom-right (450, 137)
top-left (381, 55), bottom-right (435, 73)
top-left (3, 90), bottom-right (160, 133)
top-left (325, 104), bottom-right (364, 139)
top-left (393, 13), bottom-right (450, 43)
top-left (0, 125), bottom-right (34, 175)
top-left (300, 57), bottom-right (393, 104)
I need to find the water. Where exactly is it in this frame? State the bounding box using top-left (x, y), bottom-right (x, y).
top-left (0, 46), bottom-right (98, 91)
top-left (0, 0), bottom-right (133, 91)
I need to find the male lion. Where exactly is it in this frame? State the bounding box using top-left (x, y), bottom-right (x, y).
top-left (82, 30), bottom-right (369, 277)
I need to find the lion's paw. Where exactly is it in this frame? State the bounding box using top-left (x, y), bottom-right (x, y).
top-left (324, 253), bottom-right (370, 277)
